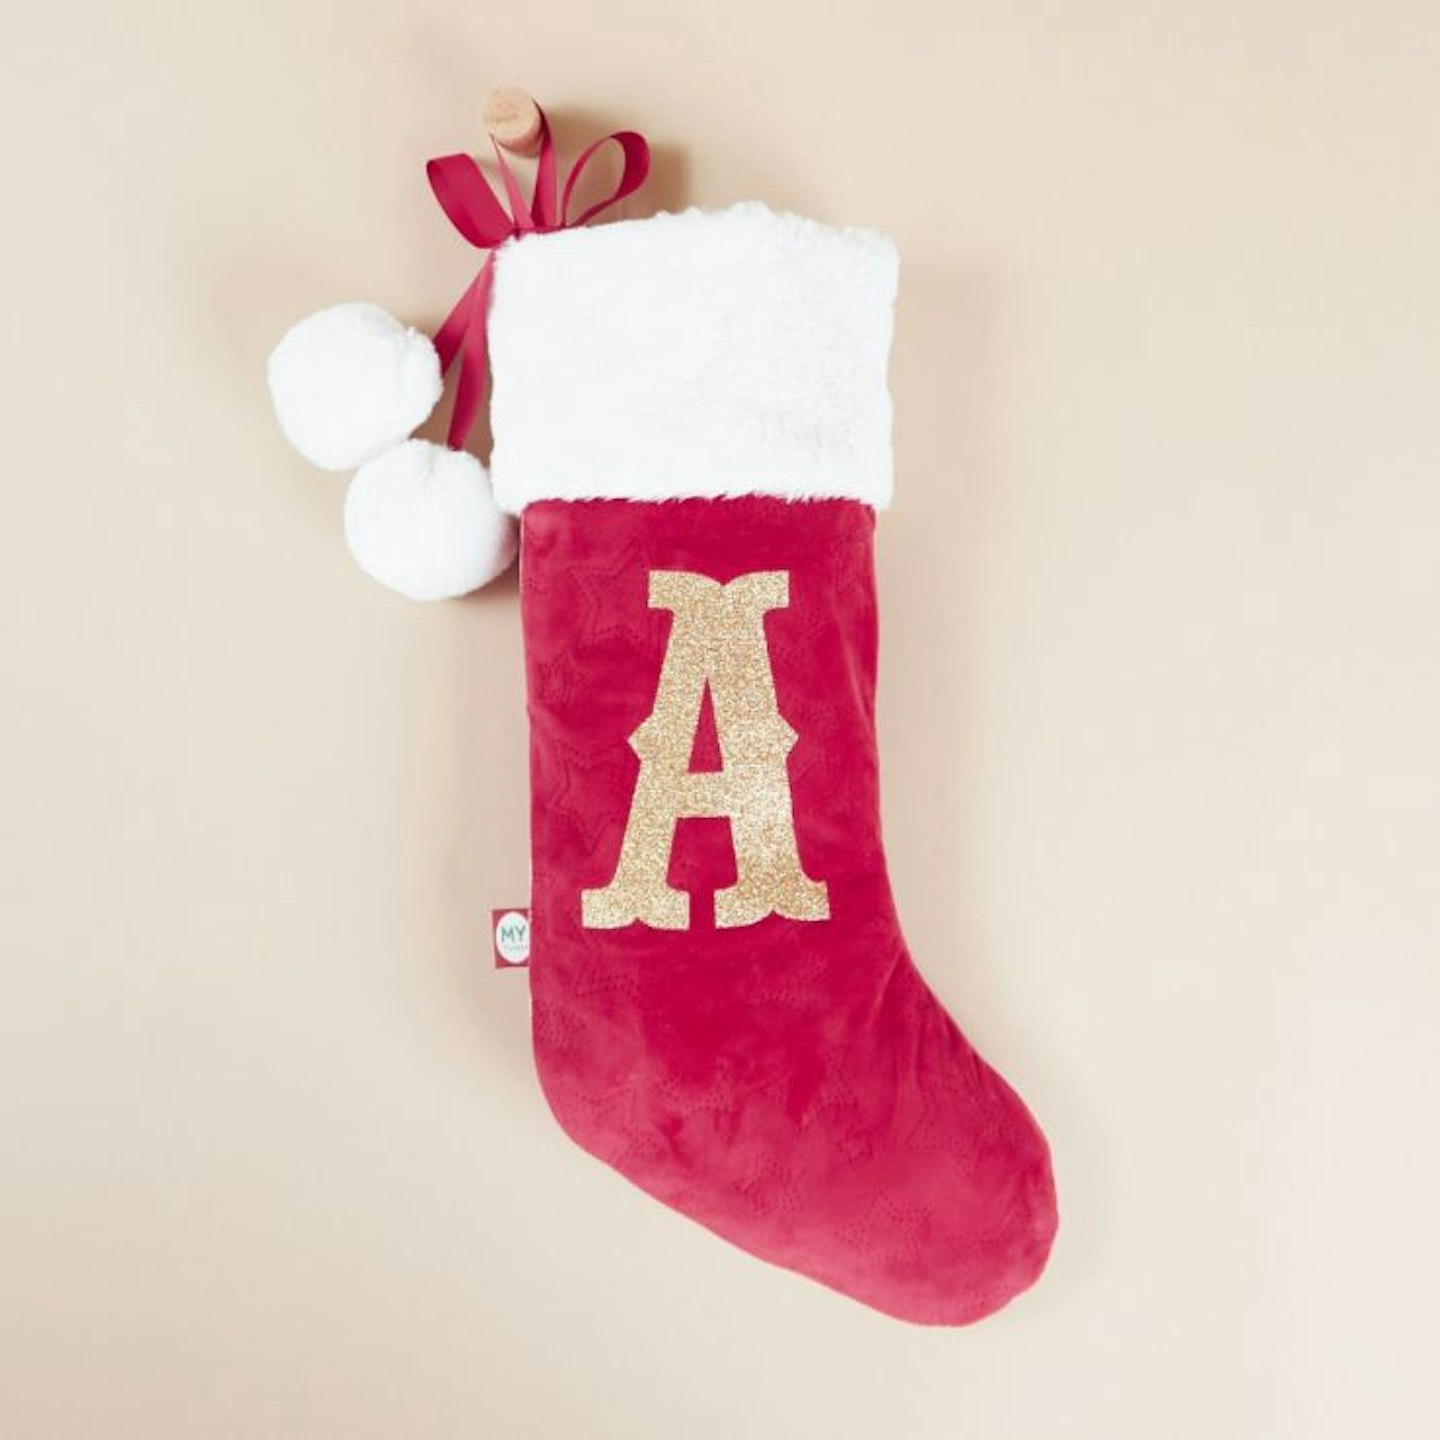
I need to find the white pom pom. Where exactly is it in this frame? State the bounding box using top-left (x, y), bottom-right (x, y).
top-left (268, 303), bottom-right (442, 471)
top-left (344, 440), bottom-right (518, 600)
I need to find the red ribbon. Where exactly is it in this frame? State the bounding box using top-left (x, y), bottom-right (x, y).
top-left (427, 110), bottom-right (650, 450)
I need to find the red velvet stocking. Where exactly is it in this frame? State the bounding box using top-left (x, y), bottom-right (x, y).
top-left (520, 494), bottom-right (1057, 1324)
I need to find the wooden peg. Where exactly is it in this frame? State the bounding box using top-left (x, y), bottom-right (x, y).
top-left (484, 88), bottom-right (543, 157)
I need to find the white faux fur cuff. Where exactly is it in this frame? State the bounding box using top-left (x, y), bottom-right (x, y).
top-left (487, 203), bottom-right (899, 512)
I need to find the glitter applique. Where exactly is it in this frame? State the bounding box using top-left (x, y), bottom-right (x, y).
top-left (581, 570), bottom-right (830, 930)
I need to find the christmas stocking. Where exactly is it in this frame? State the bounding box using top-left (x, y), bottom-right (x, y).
top-left (269, 150), bottom-right (1057, 1322)
top-left (482, 204), bottom-right (1058, 1324)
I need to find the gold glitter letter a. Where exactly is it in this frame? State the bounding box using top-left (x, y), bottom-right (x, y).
top-left (581, 570), bottom-right (830, 931)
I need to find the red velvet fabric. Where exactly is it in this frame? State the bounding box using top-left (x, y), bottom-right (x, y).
top-left (520, 496), bottom-right (1057, 1324)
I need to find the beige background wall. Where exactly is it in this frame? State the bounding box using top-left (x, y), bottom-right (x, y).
top-left (3, 3), bottom-right (1438, 1437)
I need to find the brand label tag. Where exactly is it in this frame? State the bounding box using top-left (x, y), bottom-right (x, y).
top-left (491, 908), bottom-right (531, 968)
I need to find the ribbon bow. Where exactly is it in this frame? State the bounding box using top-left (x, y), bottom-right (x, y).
top-left (427, 110), bottom-right (650, 450)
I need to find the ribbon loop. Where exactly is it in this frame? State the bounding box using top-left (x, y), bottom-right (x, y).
top-left (426, 153), bottom-right (516, 249)
top-left (426, 108), bottom-right (651, 451)
top-left (562, 130), bottom-right (651, 229)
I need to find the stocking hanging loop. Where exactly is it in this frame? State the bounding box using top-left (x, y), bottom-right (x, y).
top-left (425, 108), bottom-right (651, 451)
